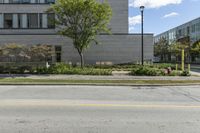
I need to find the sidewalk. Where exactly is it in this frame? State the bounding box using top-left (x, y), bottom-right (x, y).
top-left (190, 71), bottom-right (200, 76)
top-left (0, 74), bottom-right (200, 81)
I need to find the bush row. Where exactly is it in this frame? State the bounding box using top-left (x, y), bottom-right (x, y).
top-left (129, 66), bottom-right (190, 76)
top-left (88, 63), bottom-right (176, 71)
top-left (0, 63), bottom-right (189, 76)
top-left (37, 63), bottom-right (112, 75)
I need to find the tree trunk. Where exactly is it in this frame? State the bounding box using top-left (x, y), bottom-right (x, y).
top-left (79, 52), bottom-right (84, 69)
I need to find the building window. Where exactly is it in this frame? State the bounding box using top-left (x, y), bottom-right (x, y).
top-left (4, 14), bottom-right (13, 28)
top-left (2, 13), bottom-right (55, 29)
top-left (0, 14), bottom-right (3, 28)
top-left (19, 14), bottom-right (28, 28)
top-left (9, 0), bottom-right (20, 3)
top-left (45, 0), bottom-right (55, 3)
top-left (27, 14), bottom-right (38, 28)
top-left (191, 25), bottom-right (195, 33)
top-left (21, 0), bottom-right (30, 3)
top-left (187, 26), bottom-right (190, 35)
top-left (47, 14), bottom-right (55, 28)
top-left (178, 29), bottom-right (182, 37)
top-left (196, 22), bottom-right (200, 32)
top-left (55, 46), bottom-right (62, 62)
top-left (0, 0), bottom-right (53, 3)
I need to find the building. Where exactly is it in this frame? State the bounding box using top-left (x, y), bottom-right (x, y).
top-left (0, 0), bottom-right (153, 65)
top-left (154, 17), bottom-right (200, 45)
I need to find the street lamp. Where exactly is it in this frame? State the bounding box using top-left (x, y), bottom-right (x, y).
top-left (140, 6), bottom-right (145, 65)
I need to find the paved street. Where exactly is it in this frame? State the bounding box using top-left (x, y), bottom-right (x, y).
top-left (0, 85), bottom-right (200, 133)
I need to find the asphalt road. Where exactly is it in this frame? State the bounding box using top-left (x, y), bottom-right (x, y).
top-left (0, 85), bottom-right (200, 133)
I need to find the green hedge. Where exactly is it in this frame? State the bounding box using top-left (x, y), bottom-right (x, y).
top-left (0, 63), bottom-right (189, 76)
top-left (130, 66), bottom-right (165, 76)
top-left (36, 63), bottom-right (112, 75)
top-left (130, 66), bottom-right (190, 76)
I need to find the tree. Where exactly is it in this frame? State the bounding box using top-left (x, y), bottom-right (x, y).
top-left (1, 43), bottom-right (26, 62)
top-left (48, 0), bottom-right (112, 68)
top-left (190, 40), bottom-right (200, 61)
top-left (154, 37), bottom-right (169, 62)
top-left (29, 44), bottom-right (53, 62)
top-left (170, 42), bottom-right (188, 62)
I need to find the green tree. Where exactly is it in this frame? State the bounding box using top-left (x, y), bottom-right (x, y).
top-left (170, 42), bottom-right (188, 62)
top-left (154, 37), bottom-right (169, 62)
top-left (190, 41), bottom-right (200, 61)
top-left (48, 0), bottom-right (112, 68)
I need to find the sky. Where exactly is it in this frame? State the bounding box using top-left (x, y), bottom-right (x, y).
top-left (129, 0), bottom-right (200, 35)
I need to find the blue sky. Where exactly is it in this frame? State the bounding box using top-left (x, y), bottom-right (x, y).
top-left (129, 0), bottom-right (200, 35)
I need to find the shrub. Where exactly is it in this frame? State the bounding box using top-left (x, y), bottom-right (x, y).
top-left (38, 63), bottom-right (112, 75)
top-left (130, 66), bottom-right (165, 76)
top-left (168, 71), bottom-right (181, 76)
top-left (153, 63), bottom-right (176, 70)
top-left (48, 63), bottom-right (71, 74)
top-left (36, 67), bottom-right (49, 74)
top-left (180, 70), bottom-right (191, 76)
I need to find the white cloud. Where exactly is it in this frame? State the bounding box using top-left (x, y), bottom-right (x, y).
top-left (129, 0), bottom-right (182, 8)
top-left (163, 12), bottom-right (179, 18)
top-left (129, 26), bottom-right (135, 32)
top-left (129, 15), bottom-right (141, 32)
top-left (129, 15), bottom-right (141, 26)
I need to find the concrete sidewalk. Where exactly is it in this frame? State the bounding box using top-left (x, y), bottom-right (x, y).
top-left (0, 74), bottom-right (200, 81)
top-left (190, 71), bottom-right (200, 76)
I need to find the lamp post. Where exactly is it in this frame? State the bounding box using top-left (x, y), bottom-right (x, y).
top-left (140, 6), bottom-right (145, 65)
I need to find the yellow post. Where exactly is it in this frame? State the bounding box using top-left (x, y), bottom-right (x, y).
top-left (181, 49), bottom-right (185, 71)
top-left (188, 64), bottom-right (190, 72)
top-left (176, 64), bottom-right (178, 71)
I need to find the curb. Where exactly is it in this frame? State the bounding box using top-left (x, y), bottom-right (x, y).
top-left (0, 83), bottom-right (199, 86)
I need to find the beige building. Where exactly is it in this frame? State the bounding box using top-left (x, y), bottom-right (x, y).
top-left (0, 0), bottom-right (153, 65)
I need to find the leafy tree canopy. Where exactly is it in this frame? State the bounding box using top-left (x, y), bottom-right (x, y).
top-left (48, 0), bottom-right (112, 68)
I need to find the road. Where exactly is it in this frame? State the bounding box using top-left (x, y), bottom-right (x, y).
top-left (0, 85), bottom-right (200, 133)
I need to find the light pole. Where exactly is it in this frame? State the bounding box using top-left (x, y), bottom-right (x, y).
top-left (140, 6), bottom-right (145, 65)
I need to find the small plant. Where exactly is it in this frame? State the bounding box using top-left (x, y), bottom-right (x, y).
top-left (130, 66), bottom-right (165, 76)
top-left (180, 70), bottom-right (191, 76)
top-left (168, 70), bottom-right (181, 76)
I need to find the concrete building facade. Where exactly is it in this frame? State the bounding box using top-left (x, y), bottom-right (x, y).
top-left (0, 0), bottom-right (153, 65)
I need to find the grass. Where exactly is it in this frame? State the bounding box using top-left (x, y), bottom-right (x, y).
top-left (0, 78), bottom-right (199, 85)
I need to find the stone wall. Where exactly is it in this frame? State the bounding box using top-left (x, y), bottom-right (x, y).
top-left (0, 34), bottom-right (153, 64)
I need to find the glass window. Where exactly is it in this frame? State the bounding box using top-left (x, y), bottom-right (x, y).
top-left (42, 14), bottom-right (47, 28)
top-left (22, 0), bottom-right (30, 3)
top-left (178, 29), bottom-right (182, 36)
top-left (12, 14), bottom-right (18, 28)
top-left (197, 22), bottom-right (200, 32)
top-left (187, 26), bottom-right (190, 35)
top-left (0, 14), bottom-right (3, 28)
top-left (9, 0), bottom-right (20, 3)
top-left (4, 14), bottom-right (13, 28)
top-left (191, 25), bottom-right (195, 33)
top-left (39, 0), bottom-right (45, 3)
top-left (28, 14), bottom-right (38, 28)
top-left (47, 14), bottom-right (55, 28)
top-left (19, 14), bottom-right (28, 28)
top-left (55, 46), bottom-right (62, 62)
top-left (45, 0), bottom-right (54, 3)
